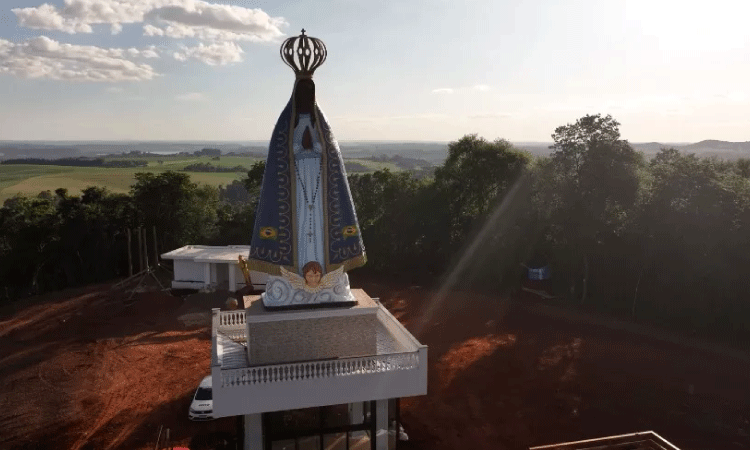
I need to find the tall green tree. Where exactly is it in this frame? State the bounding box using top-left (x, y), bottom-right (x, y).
top-left (242, 160), bottom-right (266, 197)
top-left (0, 195), bottom-right (60, 294)
top-left (131, 171), bottom-right (219, 253)
top-left (348, 169), bottom-right (426, 275)
top-left (548, 114), bottom-right (643, 302)
top-left (424, 135), bottom-right (534, 288)
top-left (636, 148), bottom-right (750, 324)
top-left (433, 135), bottom-right (531, 249)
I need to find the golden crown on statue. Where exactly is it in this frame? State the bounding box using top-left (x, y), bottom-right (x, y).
top-left (280, 29), bottom-right (327, 79)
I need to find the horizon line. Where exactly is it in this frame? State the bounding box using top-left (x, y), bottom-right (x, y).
top-left (0, 139), bottom-right (706, 145)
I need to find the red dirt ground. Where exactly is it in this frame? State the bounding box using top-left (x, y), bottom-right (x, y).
top-left (1, 277), bottom-right (749, 450)
top-left (0, 282), bottom-right (235, 450)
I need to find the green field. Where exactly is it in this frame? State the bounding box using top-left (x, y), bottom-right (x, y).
top-left (0, 155), bottom-right (400, 202)
top-left (0, 164), bottom-right (243, 202)
top-left (106, 154), bottom-right (264, 169)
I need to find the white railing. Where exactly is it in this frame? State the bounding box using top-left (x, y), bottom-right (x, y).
top-left (217, 310), bottom-right (247, 341)
top-left (218, 310), bottom-right (246, 328)
top-left (219, 351), bottom-right (420, 388)
top-left (219, 328), bottom-right (247, 342)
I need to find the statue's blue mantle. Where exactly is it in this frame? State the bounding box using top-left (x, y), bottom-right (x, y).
top-left (247, 94), bottom-right (366, 275)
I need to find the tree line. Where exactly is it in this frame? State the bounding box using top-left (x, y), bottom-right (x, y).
top-left (182, 162), bottom-right (249, 173)
top-left (1, 157), bottom-right (148, 167)
top-left (348, 115), bottom-right (750, 344)
top-left (1, 114), bottom-right (749, 345)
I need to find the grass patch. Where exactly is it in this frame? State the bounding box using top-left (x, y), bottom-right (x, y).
top-left (104, 155), bottom-right (264, 170)
top-left (0, 155), bottom-right (395, 202)
top-left (345, 159), bottom-right (401, 172)
top-left (0, 165), bottom-right (243, 202)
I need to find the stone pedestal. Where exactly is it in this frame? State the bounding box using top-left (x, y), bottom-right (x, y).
top-left (243, 289), bottom-right (378, 365)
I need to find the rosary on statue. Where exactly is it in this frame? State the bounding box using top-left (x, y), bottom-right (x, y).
top-left (295, 129), bottom-right (323, 245)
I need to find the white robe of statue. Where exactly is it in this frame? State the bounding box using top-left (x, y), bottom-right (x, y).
top-left (293, 113), bottom-right (325, 274)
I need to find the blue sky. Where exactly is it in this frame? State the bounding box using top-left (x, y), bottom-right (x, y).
top-left (0, 0), bottom-right (748, 142)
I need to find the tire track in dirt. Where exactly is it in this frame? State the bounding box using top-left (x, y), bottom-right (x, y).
top-left (65, 330), bottom-right (213, 450)
top-left (0, 283), bottom-right (218, 450)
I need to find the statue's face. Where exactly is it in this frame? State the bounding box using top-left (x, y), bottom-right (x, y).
top-left (295, 79), bottom-right (315, 113)
top-left (305, 269), bottom-right (322, 287)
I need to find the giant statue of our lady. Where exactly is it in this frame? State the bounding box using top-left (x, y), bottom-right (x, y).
top-left (247, 30), bottom-right (366, 309)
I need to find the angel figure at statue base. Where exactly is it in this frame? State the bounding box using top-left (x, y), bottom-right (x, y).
top-left (261, 262), bottom-right (356, 309)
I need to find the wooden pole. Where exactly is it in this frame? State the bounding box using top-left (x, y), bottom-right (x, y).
top-left (136, 227), bottom-right (143, 273)
top-left (127, 228), bottom-right (133, 277)
top-left (153, 424), bottom-right (163, 450)
top-left (581, 254), bottom-right (589, 305)
top-left (142, 227), bottom-right (149, 270)
top-left (152, 226), bottom-right (159, 268)
top-left (631, 265), bottom-right (645, 318)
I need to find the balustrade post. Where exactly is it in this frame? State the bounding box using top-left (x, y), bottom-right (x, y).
top-left (211, 308), bottom-right (222, 411)
top-left (211, 308), bottom-right (220, 368)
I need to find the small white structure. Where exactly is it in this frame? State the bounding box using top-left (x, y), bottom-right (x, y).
top-left (161, 245), bottom-right (268, 291)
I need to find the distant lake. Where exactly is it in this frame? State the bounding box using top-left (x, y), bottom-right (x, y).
top-left (96, 151), bottom-right (181, 156)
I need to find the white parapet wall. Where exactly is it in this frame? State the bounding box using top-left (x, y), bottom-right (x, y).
top-left (213, 349), bottom-right (426, 417)
top-left (161, 245), bottom-right (268, 291)
top-left (210, 301), bottom-right (428, 418)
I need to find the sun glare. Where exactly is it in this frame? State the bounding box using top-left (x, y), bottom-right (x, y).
top-left (412, 175), bottom-right (528, 337)
top-left (624, 1), bottom-right (750, 52)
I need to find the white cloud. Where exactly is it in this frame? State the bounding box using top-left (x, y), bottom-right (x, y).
top-left (431, 88), bottom-right (453, 94)
top-left (141, 46), bottom-right (159, 58)
top-left (175, 92), bottom-right (205, 101)
top-left (125, 46), bottom-right (159, 58)
top-left (12, 0), bottom-right (287, 42)
top-left (144, 2), bottom-right (287, 42)
top-left (474, 84), bottom-right (491, 91)
top-left (143, 23), bottom-right (165, 36)
top-left (173, 42), bottom-right (243, 65)
top-left (0, 36), bottom-right (158, 82)
top-left (12, 3), bottom-right (92, 34)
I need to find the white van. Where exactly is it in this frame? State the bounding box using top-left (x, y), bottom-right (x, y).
top-left (188, 376), bottom-right (214, 421)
